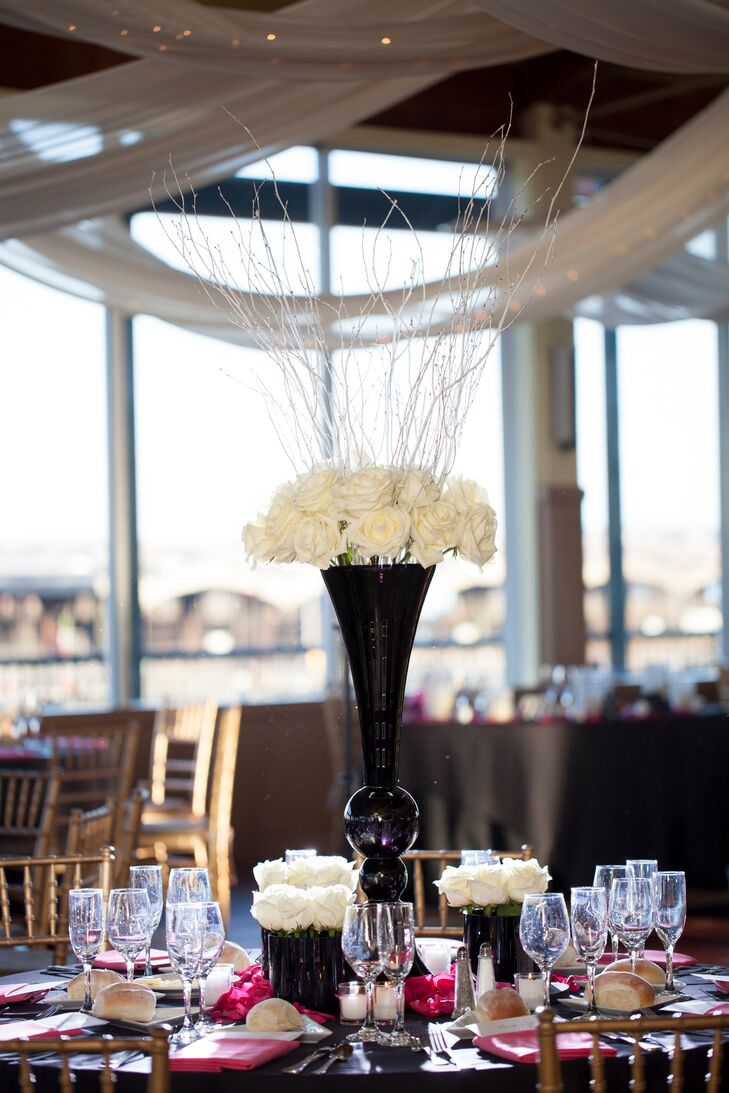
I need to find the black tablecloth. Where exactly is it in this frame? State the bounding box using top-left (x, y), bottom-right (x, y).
top-left (400, 713), bottom-right (729, 891)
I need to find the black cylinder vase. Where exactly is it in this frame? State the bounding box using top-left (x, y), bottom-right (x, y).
top-left (322, 563), bottom-right (435, 902)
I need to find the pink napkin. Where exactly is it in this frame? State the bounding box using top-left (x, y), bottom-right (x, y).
top-left (0, 1020), bottom-right (85, 1041)
top-left (404, 972), bottom-right (455, 1017)
top-left (211, 965), bottom-right (334, 1024)
top-left (706, 1003), bottom-right (729, 1017)
top-left (0, 983), bottom-right (53, 1005)
top-left (597, 950), bottom-right (696, 968)
top-left (712, 980), bottom-right (729, 995)
top-left (552, 973), bottom-right (588, 994)
top-left (170, 1036), bottom-right (299, 1072)
top-left (93, 949), bottom-right (168, 970)
top-left (474, 1029), bottom-right (617, 1064)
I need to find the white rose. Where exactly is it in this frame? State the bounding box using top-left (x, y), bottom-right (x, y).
top-left (251, 885), bottom-right (314, 932)
top-left (292, 466), bottom-right (340, 513)
top-left (248, 484), bottom-right (298, 563)
top-left (469, 864), bottom-right (511, 908)
top-left (292, 514), bottom-right (345, 568)
top-left (395, 469), bottom-right (440, 510)
top-left (348, 506), bottom-right (411, 559)
top-left (505, 858), bottom-right (551, 902)
top-left (333, 467), bottom-right (394, 520)
top-left (306, 884), bottom-right (355, 931)
top-left (457, 502), bottom-right (498, 567)
top-left (242, 519), bottom-right (274, 564)
top-left (443, 476), bottom-right (489, 514)
top-left (287, 856), bottom-right (357, 891)
top-left (434, 865), bottom-right (475, 908)
top-left (409, 500), bottom-right (460, 566)
top-left (253, 858), bottom-right (288, 891)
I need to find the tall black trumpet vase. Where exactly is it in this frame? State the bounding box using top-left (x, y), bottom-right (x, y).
top-left (322, 563), bottom-right (435, 903)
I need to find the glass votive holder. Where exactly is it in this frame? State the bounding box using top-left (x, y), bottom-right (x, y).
top-left (514, 972), bottom-right (545, 1012)
top-left (285, 848), bottom-right (317, 863)
top-left (203, 963), bottom-right (235, 1008)
top-left (374, 982), bottom-right (397, 1028)
top-left (338, 981), bottom-right (367, 1025)
top-left (460, 850), bottom-right (500, 867)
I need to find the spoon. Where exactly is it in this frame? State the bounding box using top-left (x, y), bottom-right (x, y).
top-left (311, 1042), bottom-right (353, 1074)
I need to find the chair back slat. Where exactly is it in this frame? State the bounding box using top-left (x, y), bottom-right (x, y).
top-left (709, 1028), bottom-right (723, 1092)
top-left (0, 768), bottom-right (60, 857)
top-left (672, 1028), bottom-right (684, 1091)
top-left (149, 701), bottom-right (217, 817)
top-left (114, 782), bottom-right (149, 884)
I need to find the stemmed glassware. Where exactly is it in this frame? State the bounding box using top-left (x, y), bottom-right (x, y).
top-left (194, 901), bottom-right (226, 1033)
top-left (608, 877), bottom-right (654, 974)
top-left (129, 865), bottom-right (163, 976)
top-left (593, 864), bottom-right (627, 961)
top-left (166, 902), bottom-right (205, 1047)
top-left (341, 904), bottom-right (385, 1044)
top-left (626, 860), bottom-right (658, 955)
top-left (68, 888), bottom-right (105, 1012)
top-left (106, 888), bottom-right (151, 982)
top-left (654, 871), bottom-right (686, 992)
top-left (570, 887), bottom-right (608, 1016)
top-left (518, 893), bottom-right (570, 1009)
top-left (376, 902), bottom-right (416, 1047)
top-left (167, 867), bottom-right (213, 906)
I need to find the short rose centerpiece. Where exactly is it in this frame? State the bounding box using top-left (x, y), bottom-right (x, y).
top-left (434, 857), bottom-right (551, 981)
top-left (244, 465), bottom-right (497, 903)
top-left (251, 856), bottom-right (357, 1013)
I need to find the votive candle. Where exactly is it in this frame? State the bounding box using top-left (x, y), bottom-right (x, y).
top-left (338, 982), bottom-right (367, 1023)
top-left (203, 963), bottom-right (235, 1007)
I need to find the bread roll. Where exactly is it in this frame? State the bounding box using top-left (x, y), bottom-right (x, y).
top-left (474, 987), bottom-right (528, 1021)
top-left (245, 997), bottom-right (304, 1032)
top-left (587, 970), bottom-right (655, 1012)
top-left (67, 969), bottom-right (124, 1001)
top-left (602, 958), bottom-right (664, 988)
top-left (554, 940), bottom-right (581, 968)
top-left (92, 982), bottom-right (157, 1023)
top-left (220, 940), bottom-right (253, 972)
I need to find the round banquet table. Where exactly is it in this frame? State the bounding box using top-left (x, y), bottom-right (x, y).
top-left (1, 967), bottom-right (729, 1092)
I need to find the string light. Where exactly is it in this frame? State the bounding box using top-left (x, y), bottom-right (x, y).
top-left (381, 36), bottom-right (391, 45)
top-left (67, 23), bottom-right (77, 31)
top-left (152, 24), bottom-right (161, 32)
top-left (266, 32), bottom-right (277, 41)
top-left (159, 44), bottom-right (168, 51)
top-left (120, 28), bottom-right (129, 36)
top-left (182, 29), bottom-right (192, 36)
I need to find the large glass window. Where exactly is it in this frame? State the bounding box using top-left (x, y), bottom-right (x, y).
top-left (0, 267), bottom-right (107, 708)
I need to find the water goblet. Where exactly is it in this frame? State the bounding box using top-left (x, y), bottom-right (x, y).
top-left (609, 877), bottom-right (654, 974)
top-left (518, 893), bottom-right (570, 1008)
top-left (376, 902), bottom-right (416, 1046)
top-left (460, 850), bottom-right (500, 866)
top-left (626, 860), bottom-right (657, 955)
top-left (68, 888), bottom-right (105, 1012)
top-left (129, 865), bottom-right (163, 976)
top-left (106, 888), bottom-right (151, 982)
top-left (654, 871), bottom-right (686, 992)
top-left (570, 887), bottom-right (608, 1016)
top-left (193, 901), bottom-right (226, 1033)
top-left (166, 901), bottom-right (205, 1047)
top-left (593, 864), bottom-right (627, 960)
top-left (342, 904), bottom-right (385, 1044)
top-left (166, 867), bottom-right (213, 906)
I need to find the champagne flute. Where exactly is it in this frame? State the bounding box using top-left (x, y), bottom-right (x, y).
top-left (194, 901), bottom-right (226, 1033)
top-left (68, 888), bottom-right (105, 1012)
top-left (167, 902), bottom-right (205, 1047)
top-left (129, 865), bottom-right (163, 976)
top-left (518, 893), bottom-right (570, 1008)
top-left (570, 887), bottom-right (608, 1016)
top-left (167, 867), bottom-right (213, 906)
top-left (342, 904), bottom-right (385, 1044)
top-left (626, 860), bottom-right (657, 955)
top-left (609, 877), bottom-right (654, 973)
top-left (376, 902), bottom-right (416, 1047)
top-left (593, 864), bottom-right (627, 961)
top-left (106, 888), bottom-right (151, 982)
top-left (654, 871), bottom-right (686, 992)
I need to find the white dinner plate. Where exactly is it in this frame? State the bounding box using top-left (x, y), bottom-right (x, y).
top-left (214, 1015), bottom-right (332, 1042)
top-left (446, 1012), bottom-right (538, 1039)
top-left (560, 990), bottom-right (686, 1016)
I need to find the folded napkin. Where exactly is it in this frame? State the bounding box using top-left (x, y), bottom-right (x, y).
top-left (0, 982), bottom-right (54, 1005)
top-left (597, 950), bottom-right (696, 968)
top-left (93, 949), bottom-right (168, 971)
top-left (404, 972), bottom-right (455, 1017)
top-left (552, 973), bottom-right (588, 995)
top-left (211, 964), bottom-right (334, 1024)
top-left (713, 980), bottom-right (729, 995)
top-left (474, 1029), bottom-right (617, 1064)
top-left (170, 1036), bottom-right (298, 1072)
top-left (706, 1003), bottom-right (729, 1017)
top-left (0, 1020), bottom-right (85, 1041)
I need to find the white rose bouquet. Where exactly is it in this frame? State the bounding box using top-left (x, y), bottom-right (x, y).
top-left (434, 858), bottom-right (551, 917)
top-left (243, 464), bottom-right (497, 570)
top-left (251, 883), bottom-right (355, 937)
top-left (253, 856), bottom-right (358, 892)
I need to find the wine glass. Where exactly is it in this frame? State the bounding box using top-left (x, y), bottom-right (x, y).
top-left (68, 888), bottom-right (105, 1012)
top-left (166, 867), bottom-right (213, 906)
top-left (626, 859), bottom-right (657, 955)
top-left (654, 871), bottom-right (686, 992)
top-left (194, 901), bottom-right (226, 1033)
top-left (166, 902), bottom-right (205, 1047)
top-left (518, 893), bottom-right (570, 1008)
top-left (341, 904), bottom-right (385, 1044)
top-left (106, 888), bottom-right (151, 982)
top-left (570, 887), bottom-right (608, 1016)
top-left (376, 902), bottom-right (416, 1046)
top-left (593, 864), bottom-right (627, 961)
top-left (129, 865), bottom-right (163, 976)
top-left (609, 877), bottom-right (654, 974)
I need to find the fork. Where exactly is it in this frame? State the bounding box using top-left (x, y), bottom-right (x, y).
top-left (429, 1025), bottom-right (456, 1066)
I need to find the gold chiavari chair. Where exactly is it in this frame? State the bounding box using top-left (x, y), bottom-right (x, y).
top-left (536, 1007), bottom-right (729, 1092)
top-left (0, 767), bottom-right (61, 858)
top-left (113, 781), bottom-right (149, 885)
top-left (405, 846), bottom-right (535, 937)
top-left (2, 1026), bottom-right (170, 1093)
top-left (0, 847), bottom-right (114, 974)
top-left (64, 800), bottom-right (114, 858)
top-left (145, 700), bottom-right (218, 818)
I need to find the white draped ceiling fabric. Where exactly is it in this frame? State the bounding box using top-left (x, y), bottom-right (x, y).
top-left (0, 0), bottom-right (727, 339)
